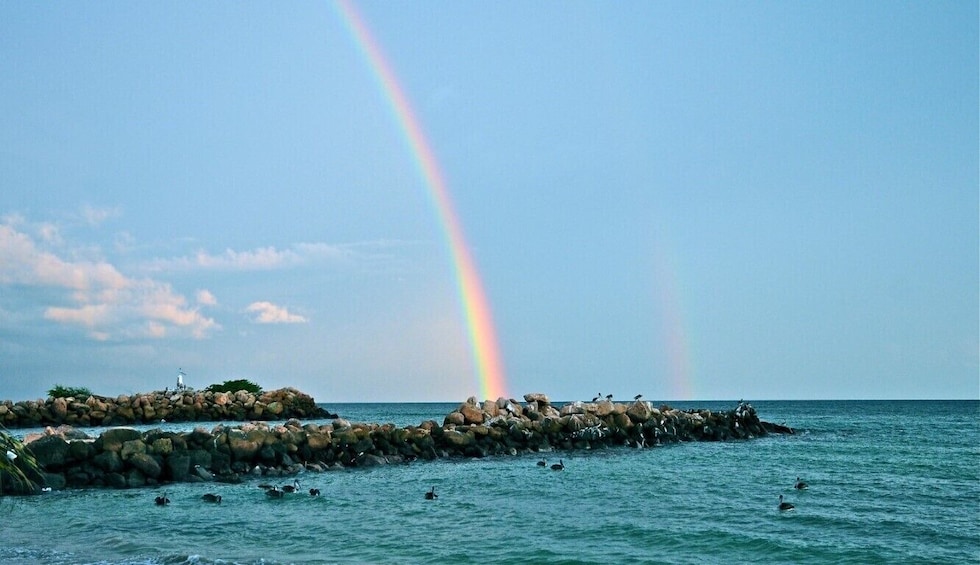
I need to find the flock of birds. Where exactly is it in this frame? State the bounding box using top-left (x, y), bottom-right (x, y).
top-left (151, 392), bottom-right (807, 513)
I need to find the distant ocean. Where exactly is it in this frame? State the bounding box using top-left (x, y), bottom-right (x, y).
top-left (1, 400), bottom-right (977, 564)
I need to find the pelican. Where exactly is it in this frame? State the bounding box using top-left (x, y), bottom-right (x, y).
top-left (425, 486), bottom-right (438, 500)
top-left (536, 459), bottom-right (547, 467)
top-left (605, 394), bottom-right (613, 400)
top-left (794, 477), bottom-right (809, 490)
top-left (551, 459), bottom-right (565, 471)
top-left (282, 479), bottom-right (300, 493)
top-left (778, 495), bottom-right (795, 511)
top-left (201, 493), bottom-right (222, 504)
top-left (265, 487), bottom-right (284, 499)
top-left (634, 394), bottom-right (643, 400)
top-left (309, 488), bottom-right (321, 497)
top-left (154, 492), bottom-right (170, 506)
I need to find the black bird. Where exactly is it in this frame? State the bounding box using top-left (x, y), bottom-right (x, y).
top-left (536, 459), bottom-right (547, 467)
top-left (794, 477), bottom-right (809, 490)
top-left (282, 479), bottom-right (300, 493)
top-left (551, 459), bottom-right (565, 471)
top-left (605, 394), bottom-right (613, 400)
top-left (778, 495), bottom-right (795, 511)
top-left (154, 493), bottom-right (170, 506)
top-left (309, 488), bottom-right (321, 497)
top-left (425, 487), bottom-right (438, 500)
top-left (257, 483), bottom-right (274, 490)
top-left (201, 493), bottom-right (222, 504)
top-left (634, 394), bottom-right (643, 400)
top-left (591, 395), bottom-right (600, 402)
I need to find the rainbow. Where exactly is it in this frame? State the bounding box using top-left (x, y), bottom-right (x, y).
top-left (652, 240), bottom-right (694, 400)
top-left (335, 0), bottom-right (509, 401)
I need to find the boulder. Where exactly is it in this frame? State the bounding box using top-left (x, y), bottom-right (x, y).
top-left (128, 453), bottom-right (162, 479)
top-left (100, 428), bottom-right (142, 452)
top-left (460, 404), bottom-right (484, 425)
top-left (28, 435), bottom-right (70, 468)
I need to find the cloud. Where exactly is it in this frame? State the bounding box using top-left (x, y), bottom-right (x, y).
top-left (79, 204), bottom-right (121, 227)
top-left (196, 289), bottom-right (218, 306)
top-left (245, 301), bottom-right (308, 324)
top-left (142, 242), bottom-right (360, 273)
top-left (0, 221), bottom-right (219, 340)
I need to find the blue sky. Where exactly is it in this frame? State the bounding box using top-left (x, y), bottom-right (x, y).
top-left (1, 2), bottom-right (976, 402)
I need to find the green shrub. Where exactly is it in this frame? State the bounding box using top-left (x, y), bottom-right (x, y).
top-left (205, 379), bottom-right (262, 394)
top-left (47, 385), bottom-right (93, 398)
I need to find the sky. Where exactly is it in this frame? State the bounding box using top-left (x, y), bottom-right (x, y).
top-left (1, 1), bottom-right (976, 403)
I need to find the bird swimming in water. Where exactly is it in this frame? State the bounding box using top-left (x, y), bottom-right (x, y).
top-left (794, 477), bottom-right (809, 490)
top-left (265, 487), bottom-right (284, 499)
top-left (282, 479), bottom-right (300, 493)
top-left (778, 495), bottom-right (795, 511)
top-left (309, 488), bottom-right (321, 497)
top-left (536, 459), bottom-right (547, 467)
top-left (201, 493), bottom-right (222, 504)
top-left (551, 459), bottom-right (565, 471)
top-left (154, 493), bottom-right (170, 506)
top-left (425, 487), bottom-right (437, 500)
top-left (257, 483), bottom-right (274, 490)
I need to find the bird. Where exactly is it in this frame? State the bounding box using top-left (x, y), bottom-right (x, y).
top-left (605, 394), bottom-right (613, 400)
top-left (201, 493), bottom-right (222, 504)
top-left (592, 394), bottom-right (600, 402)
top-left (257, 483), bottom-right (274, 490)
top-left (282, 479), bottom-right (300, 493)
top-left (536, 459), bottom-right (547, 467)
top-left (265, 487), bottom-right (284, 499)
top-left (154, 493), bottom-right (170, 506)
top-left (425, 487), bottom-right (438, 500)
top-left (634, 394), bottom-right (643, 400)
top-left (778, 495), bottom-right (795, 511)
top-left (551, 459), bottom-right (565, 471)
top-left (794, 477), bottom-right (809, 490)
top-left (309, 488), bottom-right (321, 497)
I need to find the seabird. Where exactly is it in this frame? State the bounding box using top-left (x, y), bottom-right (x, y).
top-left (265, 487), bottom-right (284, 499)
top-left (794, 477), bottom-right (809, 490)
top-left (778, 495), bottom-right (795, 511)
top-left (425, 487), bottom-right (437, 500)
top-left (154, 493), bottom-right (170, 506)
top-left (282, 479), bottom-right (300, 493)
top-left (257, 483), bottom-right (274, 490)
top-left (634, 394), bottom-right (643, 400)
top-left (605, 394), bottom-right (613, 400)
top-left (201, 493), bottom-right (222, 504)
top-left (309, 488), bottom-right (321, 497)
top-left (551, 459), bottom-right (565, 471)
top-left (591, 395), bottom-right (600, 402)
top-left (536, 459), bottom-right (547, 467)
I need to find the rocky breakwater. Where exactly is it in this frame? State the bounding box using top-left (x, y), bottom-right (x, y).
top-left (6, 393), bottom-right (792, 494)
top-left (0, 387), bottom-right (334, 428)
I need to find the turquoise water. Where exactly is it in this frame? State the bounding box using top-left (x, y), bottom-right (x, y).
top-left (0, 400), bottom-right (977, 564)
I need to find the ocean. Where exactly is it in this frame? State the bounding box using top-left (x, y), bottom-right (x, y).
top-left (0, 400), bottom-right (977, 564)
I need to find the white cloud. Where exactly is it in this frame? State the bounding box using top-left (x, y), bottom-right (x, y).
top-left (245, 301), bottom-right (308, 324)
top-left (142, 242), bottom-right (356, 273)
top-left (79, 204), bottom-right (120, 227)
top-left (196, 289), bottom-right (218, 306)
top-left (0, 221), bottom-right (219, 340)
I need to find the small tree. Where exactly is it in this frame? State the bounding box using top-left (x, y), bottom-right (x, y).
top-left (47, 385), bottom-right (93, 398)
top-left (205, 379), bottom-right (262, 394)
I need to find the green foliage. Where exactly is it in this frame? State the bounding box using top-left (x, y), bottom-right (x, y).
top-left (47, 385), bottom-right (92, 398)
top-left (0, 425), bottom-right (40, 495)
top-left (205, 379), bottom-right (262, 394)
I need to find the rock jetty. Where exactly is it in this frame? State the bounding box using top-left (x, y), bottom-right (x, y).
top-left (4, 393), bottom-right (792, 494)
top-left (0, 387), bottom-right (334, 428)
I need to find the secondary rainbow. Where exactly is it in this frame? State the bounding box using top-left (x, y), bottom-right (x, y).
top-left (335, 0), bottom-right (509, 401)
